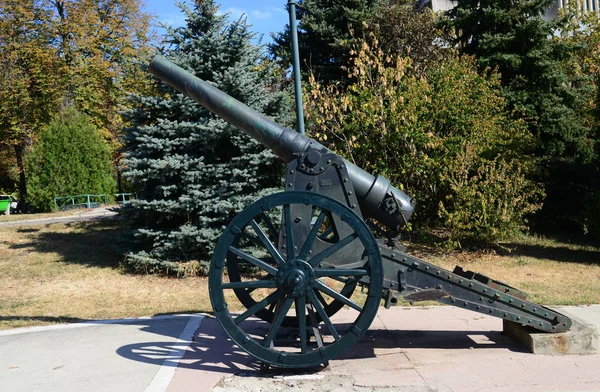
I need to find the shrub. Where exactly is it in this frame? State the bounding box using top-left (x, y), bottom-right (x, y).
top-left (26, 107), bottom-right (116, 211)
top-left (305, 37), bottom-right (543, 246)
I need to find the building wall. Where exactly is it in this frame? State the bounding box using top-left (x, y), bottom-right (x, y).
top-left (418, 0), bottom-right (600, 19)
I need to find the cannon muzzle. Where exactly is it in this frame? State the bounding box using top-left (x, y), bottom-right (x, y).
top-left (149, 55), bottom-right (415, 228)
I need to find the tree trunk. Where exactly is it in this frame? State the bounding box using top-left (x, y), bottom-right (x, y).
top-left (14, 144), bottom-right (27, 212)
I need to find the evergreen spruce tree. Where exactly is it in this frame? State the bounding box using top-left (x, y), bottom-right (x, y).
top-left (269, 0), bottom-right (381, 84)
top-left (122, 1), bottom-right (290, 275)
top-left (442, 0), bottom-right (592, 163)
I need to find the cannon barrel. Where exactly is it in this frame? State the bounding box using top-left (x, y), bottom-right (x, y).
top-left (148, 55), bottom-right (415, 228)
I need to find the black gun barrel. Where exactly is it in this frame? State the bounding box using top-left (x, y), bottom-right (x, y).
top-left (149, 55), bottom-right (415, 227)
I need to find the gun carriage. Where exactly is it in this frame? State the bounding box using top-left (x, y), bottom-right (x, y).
top-left (149, 55), bottom-right (572, 369)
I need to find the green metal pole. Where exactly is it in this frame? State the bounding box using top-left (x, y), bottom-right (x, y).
top-left (288, 0), bottom-right (305, 135)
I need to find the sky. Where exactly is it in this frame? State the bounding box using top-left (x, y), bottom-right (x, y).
top-left (143, 0), bottom-right (290, 44)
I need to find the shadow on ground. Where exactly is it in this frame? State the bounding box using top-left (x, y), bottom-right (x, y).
top-left (498, 242), bottom-right (600, 265)
top-left (116, 316), bottom-right (521, 376)
top-left (8, 220), bottom-right (128, 268)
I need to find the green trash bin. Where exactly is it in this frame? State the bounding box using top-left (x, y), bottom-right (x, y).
top-left (0, 195), bottom-right (16, 215)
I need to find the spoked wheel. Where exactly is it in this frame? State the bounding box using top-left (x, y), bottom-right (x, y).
top-left (209, 191), bottom-right (382, 368)
top-left (225, 216), bottom-right (358, 328)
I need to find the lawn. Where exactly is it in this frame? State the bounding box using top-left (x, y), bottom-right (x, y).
top-left (0, 219), bottom-right (209, 330)
top-left (0, 217), bottom-right (599, 330)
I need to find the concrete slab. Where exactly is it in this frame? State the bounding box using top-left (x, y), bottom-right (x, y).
top-left (0, 314), bottom-right (203, 392)
top-left (2, 306), bottom-right (600, 392)
top-left (193, 306), bottom-right (600, 392)
top-left (503, 313), bottom-right (598, 355)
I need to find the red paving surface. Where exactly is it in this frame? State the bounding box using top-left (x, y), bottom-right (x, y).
top-left (167, 306), bottom-right (600, 392)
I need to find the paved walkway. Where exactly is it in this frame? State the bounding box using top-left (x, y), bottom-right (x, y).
top-left (0, 207), bottom-right (117, 227)
top-left (1, 306), bottom-right (599, 392)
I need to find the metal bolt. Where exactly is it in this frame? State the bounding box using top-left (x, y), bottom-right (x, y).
top-left (469, 283), bottom-right (473, 288)
top-left (289, 170), bottom-right (295, 174)
top-left (326, 159), bottom-right (332, 164)
top-left (288, 183), bottom-right (293, 187)
top-left (483, 289), bottom-right (487, 293)
top-left (516, 317), bottom-right (520, 321)
top-left (503, 313), bottom-right (507, 317)
top-left (351, 204), bottom-right (356, 209)
top-left (343, 178), bottom-right (348, 183)
top-left (348, 191), bottom-right (353, 195)
top-left (319, 167), bottom-right (324, 171)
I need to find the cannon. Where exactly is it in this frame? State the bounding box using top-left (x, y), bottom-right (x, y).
top-left (148, 55), bottom-right (572, 369)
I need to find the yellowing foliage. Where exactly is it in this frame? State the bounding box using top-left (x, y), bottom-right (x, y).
top-left (305, 36), bottom-right (543, 246)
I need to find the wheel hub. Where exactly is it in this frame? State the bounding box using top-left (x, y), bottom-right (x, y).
top-left (277, 259), bottom-right (315, 298)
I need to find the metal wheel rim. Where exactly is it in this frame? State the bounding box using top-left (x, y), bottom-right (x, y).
top-left (209, 191), bottom-right (382, 368)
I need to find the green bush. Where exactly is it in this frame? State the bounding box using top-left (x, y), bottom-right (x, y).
top-left (26, 107), bottom-right (116, 211)
top-left (305, 37), bottom-right (543, 246)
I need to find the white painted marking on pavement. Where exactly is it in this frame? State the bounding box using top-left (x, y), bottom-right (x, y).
top-left (144, 315), bottom-right (204, 392)
top-left (0, 314), bottom-right (205, 336)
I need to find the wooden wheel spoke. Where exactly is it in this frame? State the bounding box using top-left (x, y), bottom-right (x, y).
top-left (306, 302), bottom-right (324, 349)
top-left (228, 246), bottom-right (278, 276)
top-left (259, 212), bottom-right (280, 240)
top-left (296, 296), bottom-right (308, 353)
top-left (315, 289), bottom-right (329, 308)
top-left (264, 296), bottom-right (294, 347)
top-left (235, 290), bottom-right (283, 325)
top-left (222, 280), bottom-right (277, 289)
top-left (308, 290), bottom-right (340, 341)
top-left (308, 233), bottom-right (359, 267)
top-left (314, 280), bottom-right (362, 312)
top-left (298, 209), bottom-right (327, 260)
top-left (249, 220), bottom-right (285, 266)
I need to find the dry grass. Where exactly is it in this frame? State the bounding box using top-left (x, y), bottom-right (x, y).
top-left (0, 219), bottom-right (599, 331)
top-left (416, 234), bottom-right (600, 306)
top-left (0, 220), bottom-right (210, 330)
